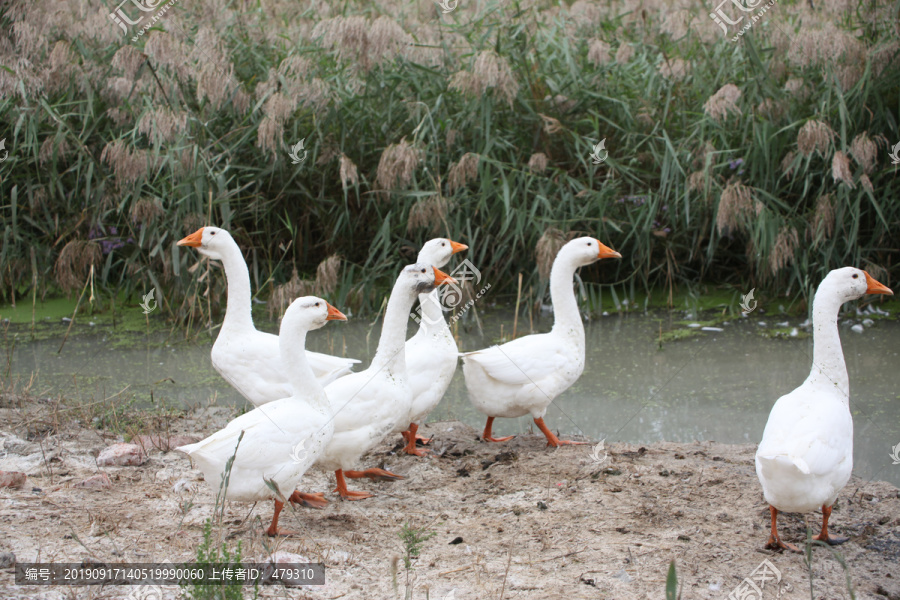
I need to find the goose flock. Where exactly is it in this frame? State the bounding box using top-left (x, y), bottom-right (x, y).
top-left (175, 227), bottom-right (892, 551)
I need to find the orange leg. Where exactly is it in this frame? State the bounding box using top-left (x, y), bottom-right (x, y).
top-left (401, 423), bottom-right (430, 456)
top-left (765, 505), bottom-right (800, 552)
top-left (288, 490), bottom-right (328, 509)
top-left (333, 469), bottom-right (373, 500)
top-left (343, 468), bottom-right (403, 481)
top-left (533, 417), bottom-right (587, 447)
top-left (482, 416), bottom-right (515, 443)
top-left (266, 500), bottom-right (298, 537)
top-left (813, 504), bottom-right (849, 545)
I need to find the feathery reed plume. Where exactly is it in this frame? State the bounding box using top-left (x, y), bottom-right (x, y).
top-left (39, 136), bottom-right (70, 166)
top-left (339, 154), bottom-right (359, 191)
top-left (100, 140), bottom-right (150, 185)
top-left (312, 16), bottom-right (411, 71)
top-left (536, 228), bottom-right (566, 280)
top-left (44, 40), bottom-right (75, 94)
top-left (449, 51), bottom-right (519, 107)
top-left (107, 107), bottom-right (131, 127)
top-left (703, 84), bottom-right (741, 123)
top-left (315, 255), bottom-right (341, 295)
top-left (540, 114), bottom-right (562, 134)
top-left (687, 171), bottom-right (707, 193)
top-left (796, 120), bottom-right (835, 157)
top-left (111, 46), bottom-right (145, 81)
top-left (446, 129), bottom-right (458, 149)
top-left (376, 138), bottom-right (421, 193)
top-left (831, 151), bottom-right (855, 188)
top-left (849, 132), bottom-right (877, 174)
top-left (144, 31), bottom-right (191, 80)
top-left (769, 226), bottom-right (799, 275)
top-left (55, 240), bottom-right (100, 292)
top-left (716, 181), bottom-right (760, 235)
top-left (137, 107), bottom-right (188, 145)
top-left (527, 153), bottom-right (549, 173)
top-left (658, 58), bottom-right (689, 80)
top-left (860, 173), bottom-right (873, 193)
top-left (788, 23), bottom-right (865, 69)
top-left (811, 194), bottom-right (835, 243)
top-left (256, 116), bottom-right (283, 158)
top-left (756, 98), bottom-right (785, 121)
top-left (183, 214), bottom-right (204, 235)
top-left (587, 39), bottom-right (611, 66)
top-left (783, 78), bottom-right (808, 100)
top-left (407, 195), bottom-right (448, 233)
top-left (614, 43), bottom-right (634, 63)
top-left (268, 268), bottom-right (315, 319)
top-left (863, 262), bottom-right (887, 282)
top-left (780, 150), bottom-right (798, 178)
top-left (447, 153), bottom-right (480, 194)
top-left (131, 197), bottom-right (165, 225)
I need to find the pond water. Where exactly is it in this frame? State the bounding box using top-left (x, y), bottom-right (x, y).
top-left (5, 306), bottom-right (900, 487)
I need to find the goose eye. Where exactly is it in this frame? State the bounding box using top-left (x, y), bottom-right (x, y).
top-left (852, 274), bottom-right (858, 279)
top-left (421, 269), bottom-right (426, 273)
top-left (315, 302), bottom-right (320, 306)
top-left (210, 231), bottom-right (216, 235)
top-left (441, 242), bottom-right (446, 246)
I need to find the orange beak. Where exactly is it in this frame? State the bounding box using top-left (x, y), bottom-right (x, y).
top-left (596, 240), bottom-right (622, 259)
top-left (449, 240), bottom-right (468, 254)
top-left (864, 271), bottom-right (893, 295)
top-left (325, 303), bottom-right (348, 321)
top-left (177, 228), bottom-right (204, 248)
top-left (433, 267), bottom-right (457, 286)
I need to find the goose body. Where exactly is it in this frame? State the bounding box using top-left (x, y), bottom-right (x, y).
top-left (316, 264), bottom-right (455, 498)
top-left (755, 267), bottom-right (892, 550)
top-left (399, 238), bottom-right (468, 455)
top-left (461, 237), bottom-right (621, 445)
top-left (178, 227), bottom-right (359, 405)
top-left (178, 297), bottom-right (346, 536)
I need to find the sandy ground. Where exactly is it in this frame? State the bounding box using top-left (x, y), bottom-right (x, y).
top-left (1, 397), bottom-right (899, 600)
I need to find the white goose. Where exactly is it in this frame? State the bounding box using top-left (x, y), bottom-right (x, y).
top-left (756, 267), bottom-right (892, 551)
top-left (177, 227), bottom-right (359, 405)
top-left (399, 238), bottom-right (468, 456)
top-left (317, 263), bottom-right (455, 499)
top-left (461, 237), bottom-right (621, 445)
top-left (177, 297), bottom-right (346, 536)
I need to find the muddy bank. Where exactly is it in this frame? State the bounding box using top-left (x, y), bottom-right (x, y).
top-left (1, 398), bottom-right (899, 600)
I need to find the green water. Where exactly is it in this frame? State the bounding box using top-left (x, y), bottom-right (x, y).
top-left (4, 304), bottom-right (899, 487)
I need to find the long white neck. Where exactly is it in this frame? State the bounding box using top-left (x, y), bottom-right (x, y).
top-left (417, 289), bottom-right (448, 336)
top-left (549, 253), bottom-right (585, 342)
top-left (371, 281), bottom-right (418, 374)
top-left (218, 240), bottom-right (254, 332)
top-left (280, 328), bottom-right (330, 412)
top-left (804, 284), bottom-right (849, 399)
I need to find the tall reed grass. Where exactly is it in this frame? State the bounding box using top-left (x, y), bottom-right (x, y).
top-left (0, 0), bottom-right (898, 319)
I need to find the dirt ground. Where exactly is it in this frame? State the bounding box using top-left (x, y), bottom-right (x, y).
top-left (1, 397), bottom-right (899, 600)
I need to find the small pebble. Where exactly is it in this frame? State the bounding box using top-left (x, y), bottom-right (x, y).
top-left (701, 327), bottom-right (724, 332)
top-left (0, 551), bottom-right (15, 569)
top-left (862, 319), bottom-right (874, 328)
top-left (851, 324), bottom-right (865, 334)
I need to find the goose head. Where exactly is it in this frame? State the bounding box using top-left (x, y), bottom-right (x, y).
top-left (417, 238), bottom-right (468, 270)
top-left (281, 296), bottom-right (347, 334)
top-left (399, 263), bottom-right (457, 296)
top-left (558, 236), bottom-right (622, 268)
top-left (820, 267), bottom-right (892, 303)
top-left (177, 226), bottom-right (233, 260)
